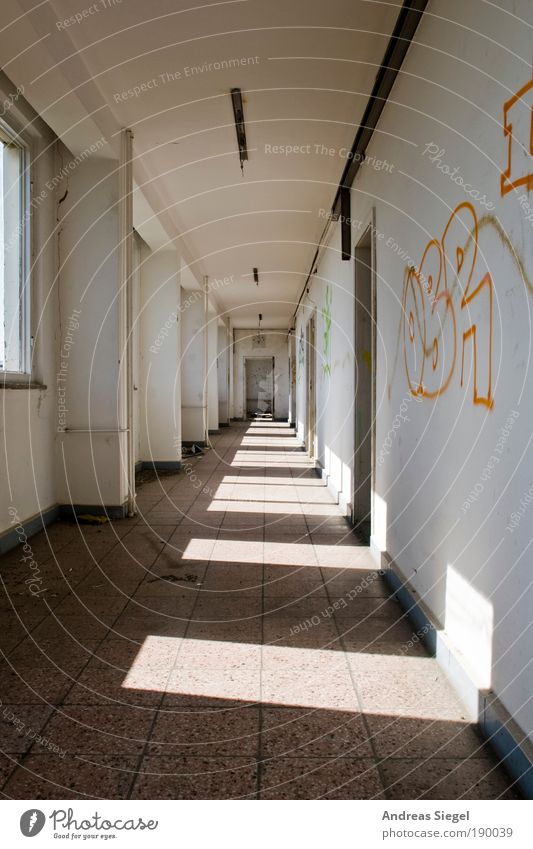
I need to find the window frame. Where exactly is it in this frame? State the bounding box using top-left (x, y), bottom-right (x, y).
top-left (0, 115), bottom-right (31, 378)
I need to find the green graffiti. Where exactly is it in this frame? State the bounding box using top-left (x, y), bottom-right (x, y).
top-left (322, 285), bottom-right (332, 376)
top-left (297, 328), bottom-right (305, 381)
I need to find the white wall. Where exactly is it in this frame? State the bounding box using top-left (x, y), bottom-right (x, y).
top-left (55, 156), bottom-right (128, 511)
top-left (288, 331), bottom-right (296, 426)
top-left (229, 327), bottom-right (235, 420)
top-left (139, 248), bottom-right (181, 465)
top-left (295, 239), bottom-right (355, 512)
top-left (180, 286), bottom-right (205, 443)
top-left (217, 324), bottom-right (229, 425)
top-left (132, 233), bottom-right (143, 465)
top-left (295, 0), bottom-right (533, 741)
top-left (207, 313), bottom-right (219, 432)
top-left (0, 73), bottom-right (58, 537)
top-left (233, 329), bottom-right (289, 420)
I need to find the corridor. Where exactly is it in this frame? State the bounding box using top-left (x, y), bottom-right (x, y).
top-left (0, 423), bottom-right (517, 799)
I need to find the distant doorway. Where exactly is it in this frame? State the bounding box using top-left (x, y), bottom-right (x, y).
top-left (353, 223), bottom-right (375, 543)
top-left (244, 356), bottom-right (275, 418)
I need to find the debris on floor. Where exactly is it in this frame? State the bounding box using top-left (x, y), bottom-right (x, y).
top-left (76, 514), bottom-right (109, 525)
top-left (182, 443), bottom-right (204, 456)
top-left (148, 573), bottom-right (201, 585)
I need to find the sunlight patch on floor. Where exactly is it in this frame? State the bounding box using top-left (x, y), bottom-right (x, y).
top-left (122, 637), bottom-right (468, 720)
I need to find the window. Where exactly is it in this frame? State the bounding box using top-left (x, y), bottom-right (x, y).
top-left (0, 121), bottom-right (29, 373)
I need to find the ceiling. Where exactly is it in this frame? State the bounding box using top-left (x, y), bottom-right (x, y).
top-left (0, 0), bottom-right (402, 327)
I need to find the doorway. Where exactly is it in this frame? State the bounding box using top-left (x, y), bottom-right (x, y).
top-left (353, 223), bottom-right (375, 543)
top-left (244, 356), bottom-right (274, 418)
top-left (306, 314), bottom-right (316, 459)
top-left (289, 332), bottom-right (296, 427)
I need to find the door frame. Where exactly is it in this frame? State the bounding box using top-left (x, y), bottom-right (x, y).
top-left (306, 311), bottom-right (317, 459)
top-left (352, 210), bottom-right (377, 541)
top-left (243, 355), bottom-right (275, 419)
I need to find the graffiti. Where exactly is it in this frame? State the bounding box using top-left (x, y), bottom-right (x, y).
top-left (297, 327), bottom-right (305, 381)
top-left (402, 202), bottom-right (493, 409)
top-left (501, 72), bottom-right (533, 196)
top-left (388, 209), bottom-right (533, 402)
top-left (322, 285), bottom-right (332, 375)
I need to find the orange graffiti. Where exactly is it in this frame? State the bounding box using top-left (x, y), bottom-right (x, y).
top-left (403, 202), bottom-right (493, 409)
top-left (460, 272), bottom-right (493, 409)
top-left (501, 73), bottom-right (533, 196)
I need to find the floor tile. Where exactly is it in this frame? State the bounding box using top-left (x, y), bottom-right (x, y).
top-left (260, 756), bottom-right (384, 799)
top-left (0, 705), bottom-right (54, 754)
top-left (261, 708), bottom-right (372, 758)
top-left (0, 665), bottom-right (73, 705)
top-left (367, 715), bottom-right (488, 759)
top-left (380, 757), bottom-right (519, 799)
top-left (0, 422), bottom-right (517, 800)
top-left (131, 756), bottom-right (258, 799)
top-left (3, 754), bottom-right (138, 799)
top-left (148, 707), bottom-right (260, 756)
top-left (32, 706), bottom-right (156, 755)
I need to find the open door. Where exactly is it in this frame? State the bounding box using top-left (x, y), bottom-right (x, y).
top-left (353, 224), bottom-right (375, 542)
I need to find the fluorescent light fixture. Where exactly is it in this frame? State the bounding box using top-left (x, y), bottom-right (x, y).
top-left (231, 87), bottom-right (248, 173)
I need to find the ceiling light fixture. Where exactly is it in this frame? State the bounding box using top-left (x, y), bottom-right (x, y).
top-left (231, 87), bottom-right (248, 174)
top-left (253, 267), bottom-right (259, 285)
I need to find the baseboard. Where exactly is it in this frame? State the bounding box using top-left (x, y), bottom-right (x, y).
top-left (0, 505), bottom-right (60, 556)
top-left (480, 692), bottom-right (533, 798)
top-left (59, 503), bottom-right (128, 520)
top-left (219, 422), bottom-right (230, 428)
top-left (208, 429), bottom-right (220, 435)
top-left (314, 460), bottom-right (351, 517)
top-left (138, 461), bottom-right (182, 472)
top-left (372, 540), bottom-right (533, 798)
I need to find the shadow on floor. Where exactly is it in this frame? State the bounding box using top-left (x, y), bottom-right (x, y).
top-left (0, 422), bottom-right (520, 799)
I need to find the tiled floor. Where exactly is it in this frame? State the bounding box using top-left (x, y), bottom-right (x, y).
top-left (0, 422), bottom-right (519, 798)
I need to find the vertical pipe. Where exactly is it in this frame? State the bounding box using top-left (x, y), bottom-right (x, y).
top-left (225, 316), bottom-right (231, 425)
top-left (119, 128), bottom-right (135, 516)
top-left (341, 186), bottom-right (351, 260)
top-left (203, 275), bottom-right (210, 447)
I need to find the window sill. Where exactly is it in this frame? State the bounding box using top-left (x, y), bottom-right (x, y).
top-left (0, 379), bottom-right (47, 390)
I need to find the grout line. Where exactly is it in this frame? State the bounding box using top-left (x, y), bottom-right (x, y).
top-left (12, 544), bottom-right (163, 794)
top-left (125, 427), bottom-right (248, 795)
top-left (257, 432), bottom-right (266, 800)
top-left (4, 421), bottom-right (512, 800)
top-left (320, 564), bottom-right (389, 797)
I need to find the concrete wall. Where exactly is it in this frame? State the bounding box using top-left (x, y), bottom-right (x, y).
top-left (294, 0), bottom-right (533, 741)
top-left (132, 233), bottom-right (143, 465)
top-left (0, 73), bottom-right (59, 539)
top-left (139, 248), bottom-right (181, 465)
top-left (207, 314), bottom-right (219, 433)
top-left (180, 286), bottom-right (205, 443)
top-left (55, 156), bottom-right (128, 512)
top-left (233, 329), bottom-right (289, 420)
top-left (295, 244), bottom-right (355, 512)
top-left (217, 324), bottom-right (230, 426)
